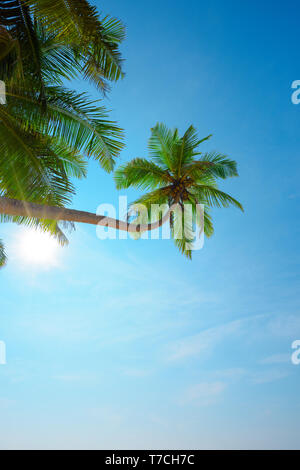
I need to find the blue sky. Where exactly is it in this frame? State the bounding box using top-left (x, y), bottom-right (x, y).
top-left (0, 0), bottom-right (300, 449)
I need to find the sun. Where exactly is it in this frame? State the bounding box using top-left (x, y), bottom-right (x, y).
top-left (16, 228), bottom-right (61, 267)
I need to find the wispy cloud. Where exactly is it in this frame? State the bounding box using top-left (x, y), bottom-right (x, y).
top-left (52, 373), bottom-right (96, 383)
top-left (121, 367), bottom-right (152, 378)
top-left (259, 353), bottom-right (291, 365)
top-left (267, 314), bottom-right (300, 338)
top-left (214, 368), bottom-right (246, 381)
top-left (0, 397), bottom-right (15, 409)
top-left (164, 317), bottom-right (245, 362)
top-left (180, 381), bottom-right (227, 406)
top-left (250, 369), bottom-right (290, 385)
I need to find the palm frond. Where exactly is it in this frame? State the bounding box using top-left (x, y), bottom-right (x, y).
top-left (5, 87), bottom-right (124, 173)
top-left (183, 152), bottom-right (238, 180)
top-left (0, 106), bottom-right (88, 206)
top-left (38, 23), bottom-right (82, 84)
top-left (148, 123), bottom-right (178, 170)
top-left (115, 158), bottom-right (172, 190)
top-left (0, 25), bottom-right (18, 62)
top-left (175, 126), bottom-right (212, 176)
top-left (0, 212), bottom-right (70, 246)
top-left (128, 190), bottom-right (171, 240)
top-left (46, 88), bottom-right (124, 171)
top-left (0, 1), bottom-right (126, 266)
top-left (186, 192), bottom-right (214, 238)
top-left (0, 238), bottom-right (7, 267)
top-left (170, 204), bottom-right (194, 259)
top-left (25, 0), bottom-right (125, 90)
top-left (191, 185), bottom-right (244, 211)
top-left (131, 188), bottom-right (171, 210)
top-left (0, 0), bottom-right (45, 97)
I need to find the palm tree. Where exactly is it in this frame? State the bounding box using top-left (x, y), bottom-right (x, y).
top-left (0, 3), bottom-right (243, 264)
top-left (0, 0), bottom-right (125, 93)
top-left (26, 0), bottom-right (125, 89)
top-left (115, 123), bottom-right (244, 258)
top-left (0, 3), bottom-right (125, 266)
top-left (0, 124), bottom-right (243, 262)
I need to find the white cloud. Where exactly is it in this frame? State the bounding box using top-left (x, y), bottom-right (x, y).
top-left (165, 318), bottom-right (243, 362)
top-left (180, 381), bottom-right (226, 406)
top-left (259, 353), bottom-right (291, 365)
top-left (121, 367), bottom-right (151, 378)
top-left (52, 373), bottom-right (95, 382)
top-left (267, 314), bottom-right (300, 338)
top-left (250, 369), bottom-right (289, 384)
top-left (214, 368), bottom-right (246, 380)
top-left (164, 313), bottom-right (272, 363)
top-left (0, 397), bottom-right (15, 408)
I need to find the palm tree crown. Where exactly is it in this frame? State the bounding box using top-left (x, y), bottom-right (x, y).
top-left (0, 0), bottom-right (125, 93)
top-left (0, 1), bottom-right (125, 266)
top-left (115, 123), bottom-right (243, 259)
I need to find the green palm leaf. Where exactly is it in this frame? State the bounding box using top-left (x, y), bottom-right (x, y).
top-left (183, 152), bottom-right (238, 181)
top-left (148, 123), bottom-right (178, 170)
top-left (0, 238), bottom-right (7, 268)
top-left (0, 1), bottom-right (125, 266)
top-left (24, 0), bottom-right (125, 90)
top-left (175, 126), bottom-right (212, 176)
top-left (191, 185), bottom-right (244, 211)
top-left (115, 123), bottom-right (243, 258)
top-left (115, 158), bottom-right (172, 190)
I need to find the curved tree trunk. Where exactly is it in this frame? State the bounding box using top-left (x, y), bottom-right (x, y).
top-left (0, 196), bottom-right (173, 233)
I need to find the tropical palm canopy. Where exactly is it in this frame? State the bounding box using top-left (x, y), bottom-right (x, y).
top-left (0, 0), bottom-right (125, 266)
top-left (115, 123), bottom-right (243, 259)
top-left (0, 1), bottom-right (243, 266)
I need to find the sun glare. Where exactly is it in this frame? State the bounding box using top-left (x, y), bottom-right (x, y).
top-left (15, 228), bottom-right (61, 267)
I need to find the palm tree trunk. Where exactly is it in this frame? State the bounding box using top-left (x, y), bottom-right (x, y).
top-left (0, 196), bottom-right (173, 233)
